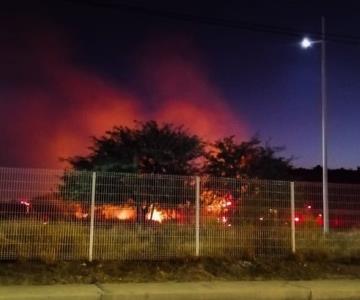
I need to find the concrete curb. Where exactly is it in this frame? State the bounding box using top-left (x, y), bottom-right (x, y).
top-left (0, 280), bottom-right (359, 300)
top-left (99, 281), bottom-right (311, 300)
top-left (0, 284), bottom-right (102, 300)
top-left (296, 280), bottom-right (360, 300)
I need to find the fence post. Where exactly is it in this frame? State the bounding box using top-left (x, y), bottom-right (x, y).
top-left (290, 181), bottom-right (296, 253)
top-left (89, 172), bottom-right (96, 262)
top-left (195, 176), bottom-right (200, 257)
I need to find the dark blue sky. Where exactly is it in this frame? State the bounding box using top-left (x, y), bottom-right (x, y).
top-left (1, 0), bottom-right (360, 168)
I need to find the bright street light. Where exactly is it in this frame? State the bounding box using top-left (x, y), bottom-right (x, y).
top-left (300, 16), bottom-right (329, 234)
top-left (301, 37), bottom-right (312, 48)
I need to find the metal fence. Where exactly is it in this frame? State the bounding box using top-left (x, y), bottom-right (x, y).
top-left (0, 167), bottom-right (359, 261)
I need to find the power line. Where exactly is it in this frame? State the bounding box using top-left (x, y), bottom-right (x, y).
top-left (60, 0), bottom-right (360, 45)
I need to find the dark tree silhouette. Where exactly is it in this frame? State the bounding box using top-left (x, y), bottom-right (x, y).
top-left (202, 136), bottom-right (293, 236)
top-left (204, 136), bottom-right (292, 180)
top-left (291, 166), bottom-right (360, 184)
top-left (67, 120), bottom-right (204, 175)
top-left (59, 121), bottom-right (203, 210)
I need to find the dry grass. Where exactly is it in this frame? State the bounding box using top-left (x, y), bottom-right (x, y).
top-left (0, 219), bottom-right (359, 262)
top-left (0, 219), bottom-right (88, 262)
top-left (296, 229), bottom-right (360, 261)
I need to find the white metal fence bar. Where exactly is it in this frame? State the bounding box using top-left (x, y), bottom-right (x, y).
top-left (88, 172), bottom-right (96, 262)
top-left (290, 181), bottom-right (296, 253)
top-left (195, 176), bottom-right (200, 257)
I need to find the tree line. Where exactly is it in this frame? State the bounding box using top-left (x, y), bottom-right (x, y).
top-left (65, 120), bottom-right (360, 183)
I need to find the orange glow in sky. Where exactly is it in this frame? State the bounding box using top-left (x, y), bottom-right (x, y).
top-left (0, 25), bottom-right (248, 168)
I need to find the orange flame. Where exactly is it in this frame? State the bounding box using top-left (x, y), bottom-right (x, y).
top-left (98, 204), bottom-right (136, 221)
top-left (147, 207), bottom-right (166, 223)
top-left (146, 205), bottom-right (177, 223)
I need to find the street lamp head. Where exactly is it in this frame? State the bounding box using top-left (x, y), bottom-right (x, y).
top-left (300, 37), bottom-right (312, 49)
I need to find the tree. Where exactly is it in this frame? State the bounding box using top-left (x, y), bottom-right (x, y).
top-left (291, 166), bottom-right (360, 184)
top-left (67, 120), bottom-right (204, 175)
top-left (204, 136), bottom-right (292, 180)
top-left (59, 121), bottom-right (203, 209)
top-left (202, 136), bottom-right (293, 229)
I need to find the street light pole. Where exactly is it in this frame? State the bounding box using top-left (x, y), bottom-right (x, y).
top-left (321, 16), bottom-right (329, 233)
top-left (300, 16), bottom-right (329, 234)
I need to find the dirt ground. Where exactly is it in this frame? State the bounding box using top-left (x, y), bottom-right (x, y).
top-left (1, 255), bottom-right (360, 285)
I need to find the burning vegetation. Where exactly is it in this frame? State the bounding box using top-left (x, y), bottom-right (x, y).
top-left (2, 189), bottom-right (237, 225)
top-left (201, 190), bottom-right (234, 225)
top-left (2, 193), bottom-right (359, 229)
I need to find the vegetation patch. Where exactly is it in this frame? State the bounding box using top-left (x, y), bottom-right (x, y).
top-left (1, 256), bottom-right (360, 285)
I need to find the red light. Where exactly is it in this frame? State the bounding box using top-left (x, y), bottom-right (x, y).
top-left (294, 217), bottom-right (300, 222)
top-left (307, 205), bottom-right (312, 209)
top-left (20, 200), bottom-right (30, 207)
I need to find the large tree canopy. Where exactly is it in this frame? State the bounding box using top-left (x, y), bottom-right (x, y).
top-left (61, 122), bottom-right (293, 210)
top-left (67, 120), bottom-right (205, 175)
top-left (203, 136), bottom-right (292, 180)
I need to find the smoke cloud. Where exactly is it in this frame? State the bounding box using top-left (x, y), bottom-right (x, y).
top-left (0, 21), bottom-right (247, 168)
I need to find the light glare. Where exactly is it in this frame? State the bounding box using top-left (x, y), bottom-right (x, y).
top-left (301, 37), bottom-right (312, 48)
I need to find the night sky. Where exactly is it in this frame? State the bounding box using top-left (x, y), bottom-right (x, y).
top-left (1, 1), bottom-right (360, 169)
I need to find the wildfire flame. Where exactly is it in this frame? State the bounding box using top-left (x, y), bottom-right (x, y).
top-left (73, 203), bottom-right (88, 219)
top-left (98, 204), bottom-right (136, 221)
top-left (201, 190), bottom-right (233, 225)
top-left (70, 190), bottom-right (234, 224)
top-left (146, 205), bottom-right (177, 223)
top-left (96, 203), bottom-right (176, 223)
top-left (147, 208), bottom-right (166, 223)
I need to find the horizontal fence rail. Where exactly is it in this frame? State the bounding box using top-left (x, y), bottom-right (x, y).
top-left (0, 167), bottom-right (359, 261)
